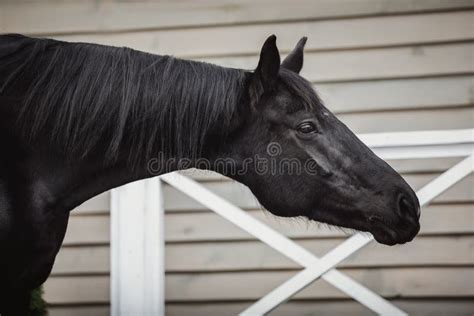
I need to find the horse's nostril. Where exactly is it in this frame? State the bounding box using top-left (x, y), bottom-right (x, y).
top-left (398, 195), bottom-right (419, 219)
top-left (368, 215), bottom-right (377, 223)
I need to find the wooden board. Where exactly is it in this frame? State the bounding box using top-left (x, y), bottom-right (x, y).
top-left (43, 267), bottom-right (474, 303)
top-left (165, 236), bottom-right (474, 272)
top-left (44, 276), bottom-right (109, 304)
top-left (338, 106), bottom-right (474, 133)
top-left (318, 75), bottom-right (474, 114)
top-left (3, 0), bottom-right (474, 35)
top-left (51, 235), bottom-right (474, 275)
top-left (46, 299), bottom-right (474, 316)
top-left (167, 267), bottom-right (474, 301)
top-left (52, 246), bottom-right (109, 275)
top-left (165, 300), bottom-right (474, 316)
top-left (48, 306), bottom-right (110, 316)
top-left (49, 11), bottom-right (474, 57)
top-left (63, 215), bottom-right (109, 246)
top-left (203, 43), bottom-right (474, 82)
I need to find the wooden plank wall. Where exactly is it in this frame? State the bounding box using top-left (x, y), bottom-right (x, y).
top-left (2, 1), bottom-right (473, 315)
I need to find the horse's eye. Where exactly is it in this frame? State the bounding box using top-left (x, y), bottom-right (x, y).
top-left (296, 122), bottom-right (318, 135)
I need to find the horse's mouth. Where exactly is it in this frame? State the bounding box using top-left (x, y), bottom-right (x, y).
top-left (304, 209), bottom-right (420, 246)
top-left (370, 223), bottom-right (420, 246)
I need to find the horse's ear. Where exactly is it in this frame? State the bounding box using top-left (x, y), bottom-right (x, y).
top-left (281, 37), bottom-right (307, 74)
top-left (254, 35), bottom-right (280, 91)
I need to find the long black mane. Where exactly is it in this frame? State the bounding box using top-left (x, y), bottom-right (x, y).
top-left (0, 34), bottom-right (247, 164)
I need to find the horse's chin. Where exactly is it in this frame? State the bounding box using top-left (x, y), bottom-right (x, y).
top-left (370, 225), bottom-right (419, 246)
top-left (304, 211), bottom-right (419, 246)
top-left (372, 231), bottom-right (401, 246)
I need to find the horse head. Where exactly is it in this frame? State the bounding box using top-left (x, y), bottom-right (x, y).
top-left (216, 35), bottom-right (420, 245)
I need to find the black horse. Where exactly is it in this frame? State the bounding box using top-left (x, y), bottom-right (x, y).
top-left (0, 34), bottom-right (420, 314)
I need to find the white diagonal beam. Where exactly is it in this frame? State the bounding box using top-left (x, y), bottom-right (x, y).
top-left (416, 155), bottom-right (474, 205)
top-left (160, 173), bottom-right (402, 315)
top-left (242, 155), bottom-right (474, 315)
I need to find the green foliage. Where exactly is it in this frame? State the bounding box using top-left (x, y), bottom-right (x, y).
top-left (30, 286), bottom-right (47, 316)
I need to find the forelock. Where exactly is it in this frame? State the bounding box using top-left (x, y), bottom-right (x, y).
top-left (279, 69), bottom-right (322, 112)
